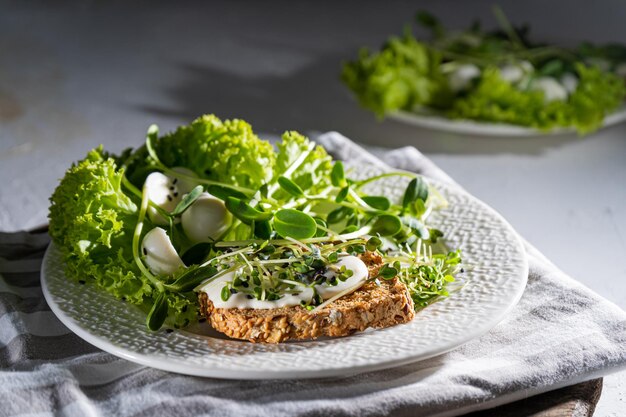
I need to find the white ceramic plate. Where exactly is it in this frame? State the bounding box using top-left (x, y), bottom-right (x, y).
top-left (388, 105), bottom-right (626, 136)
top-left (41, 168), bottom-right (528, 380)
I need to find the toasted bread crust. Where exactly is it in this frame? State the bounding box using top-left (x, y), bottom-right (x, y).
top-left (198, 252), bottom-right (415, 343)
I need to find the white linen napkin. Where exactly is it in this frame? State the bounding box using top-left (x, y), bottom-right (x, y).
top-left (0, 132), bottom-right (624, 417)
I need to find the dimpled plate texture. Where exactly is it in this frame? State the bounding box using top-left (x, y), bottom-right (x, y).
top-left (41, 164), bottom-right (528, 379)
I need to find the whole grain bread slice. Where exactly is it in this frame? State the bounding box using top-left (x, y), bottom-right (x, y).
top-left (198, 252), bottom-right (415, 343)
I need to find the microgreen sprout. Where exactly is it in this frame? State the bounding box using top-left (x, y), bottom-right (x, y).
top-left (383, 242), bottom-right (464, 308)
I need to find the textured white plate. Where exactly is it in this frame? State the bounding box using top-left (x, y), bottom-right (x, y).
top-left (388, 105), bottom-right (626, 137)
top-left (41, 170), bottom-right (528, 379)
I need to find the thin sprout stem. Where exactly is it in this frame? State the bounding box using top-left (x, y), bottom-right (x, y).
top-left (433, 43), bottom-right (576, 67)
top-left (193, 264), bottom-right (240, 291)
top-left (320, 239), bottom-right (367, 254)
top-left (121, 172), bottom-right (142, 200)
top-left (492, 5), bottom-right (524, 48)
top-left (279, 279), bottom-right (309, 287)
top-left (215, 225), bottom-right (372, 248)
top-left (121, 172), bottom-right (171, 219)
top-left (284, 236), bottom-right (308, 249)
top-left (132, 184), bottom-right (164, 292)
top-left (254, 258), bottom-right (302, 265)
top-left (353, 172), bottom-right (416, 189)
top-left (238, 252), bottom-right (254, 271)
top-left (347, 188), bottom-right (374, 211)
top-left (200, 246), bottom-right (253, 267)
top-left (284, 195), bottom-right (380, 214)
top-left (172, 166), bottom-right (255, 195)
top-left (257, 262), bottom-right (272, 280)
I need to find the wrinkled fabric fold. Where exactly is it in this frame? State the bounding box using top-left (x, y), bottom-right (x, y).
top-left (0, 133), bottom-right (624, 417)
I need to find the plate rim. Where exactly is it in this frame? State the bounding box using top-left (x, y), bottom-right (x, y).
top-left (41, 177), bottom-right (529, 380)
top-left (388, 105), bottom-right (626, 137)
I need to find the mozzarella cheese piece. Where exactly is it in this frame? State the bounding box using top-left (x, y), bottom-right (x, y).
top-left (170, 167), bottom-right (198, 194)
top-left (499, 61), bottom-right (533, 84)
top-left (560, 73), bottom-right (579, 94)
top-left (144, 168), bottom-right (198, 225)
top-left (530, 77), bottom-right (568, 102)
top-left (141, 227), bottom-right (185, 276)
top-left (181, 192), bottom-right (232, 243)
top-left (448, 64), bottom-right (481, 92)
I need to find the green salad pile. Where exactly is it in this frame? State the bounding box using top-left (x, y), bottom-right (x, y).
top-left (342, 7), bottom-right (626, 134)
top-left (49, 115), bottom-right (462, 331)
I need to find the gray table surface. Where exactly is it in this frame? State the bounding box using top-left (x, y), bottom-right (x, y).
top-left (1, 1), bottom-right (624, 415)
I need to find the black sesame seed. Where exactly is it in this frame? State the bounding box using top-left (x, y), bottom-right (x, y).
top-left (167, 195), bottom-right (173, 202)
top-left (460, 268), bottom-right (465, 273)
top-left (173, 192), bottom-right (179, 197)
top-left (230, 288), bottom-right (237, 294)
top-left (172, 178), bottom-right (178, 184)
top-left (169, 186), bottom-right (175, 191)
top-left (143, 247), bottom-right (148, 255)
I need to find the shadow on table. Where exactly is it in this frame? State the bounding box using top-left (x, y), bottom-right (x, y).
top-left (140, 49), bottom-right (594, 156)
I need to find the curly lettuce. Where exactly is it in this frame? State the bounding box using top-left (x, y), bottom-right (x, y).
top-left (49, 147), bottom-right (197, 327)
top-left (341, 32), bottom-right (452, 117)
top-left (567, 65), bottom-right (626, 133)
top-left (125, 114), bottom-right (275, 189)
top-left (449, 64), bottom-right (625, 134)
top-left (275, 131), bottom-right (333, 194)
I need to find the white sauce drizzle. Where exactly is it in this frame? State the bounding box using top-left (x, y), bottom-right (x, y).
top-left (199, 255), bottom-right (369, 309)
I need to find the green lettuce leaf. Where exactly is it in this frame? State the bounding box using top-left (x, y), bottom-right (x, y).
top-left (275, 131), bottom-right (333, 195)
top-left (447, 67), bottom-right (547, 128)
top-left (49, 147), bottom-right (148, 302)
top-left (341, 32), bottom-right (452, 116)
top-left (567, 64), bottom-right (626, 133)
top-left (125, 114), bottom-right (275, 189)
